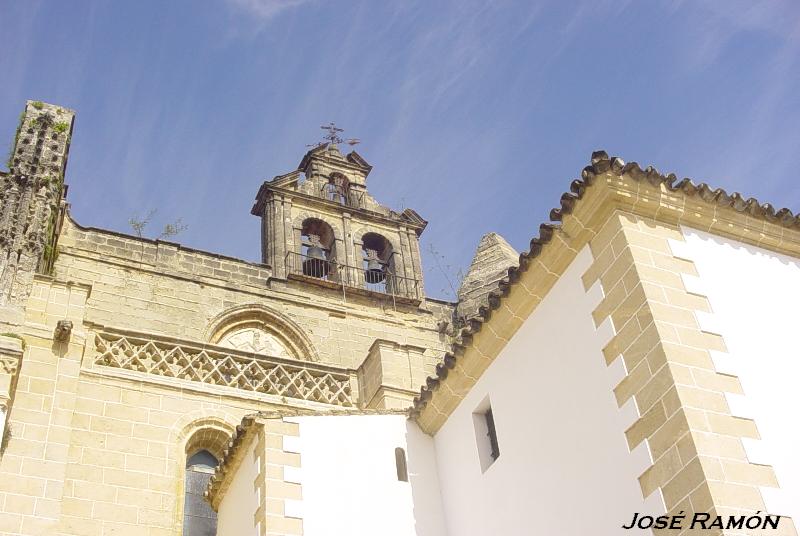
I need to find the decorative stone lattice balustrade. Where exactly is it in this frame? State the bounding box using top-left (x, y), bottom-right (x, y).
top-left (93, 330), bottom-right (355, 407)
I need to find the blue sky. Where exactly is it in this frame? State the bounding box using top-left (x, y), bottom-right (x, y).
top-left (2, 0), bottom-right (799, 299)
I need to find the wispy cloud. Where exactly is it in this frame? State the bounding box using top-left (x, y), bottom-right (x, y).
top-left (667, 0), bottom-right (800, 69)
top-left (4, 0), bottom-right (799, 296)
top-left (223, 0), bottom-right (312, 21)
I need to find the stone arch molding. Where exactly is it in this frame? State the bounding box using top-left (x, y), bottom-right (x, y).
top-left (171, 413), bottom-right (240, 532)
top-left (292, 211), bottom-right (345, 239)
top-left (351, 225), bottom-right (398, 250)
top-left (205, 304), bottom-right (319, 362)
top-left (175, 414), bottom-right (238, 462)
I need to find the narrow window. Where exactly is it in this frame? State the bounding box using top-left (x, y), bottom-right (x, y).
top-left (472, 397), bottom-right (500, 472)
top-left (484, 408), bottom-right (500, 461)
top-left (395, 447), bottom-right (408, 482)
top-left (183, 449), bottom-right (219, 536)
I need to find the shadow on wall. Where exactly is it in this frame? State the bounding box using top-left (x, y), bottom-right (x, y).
top-left (404, 420), bottom-right (449, 536)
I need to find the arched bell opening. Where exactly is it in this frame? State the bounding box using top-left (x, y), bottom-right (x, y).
top-left (300, 218), bottom-right (336, 279)
top-left (361, 232), bottom-right (395, 291)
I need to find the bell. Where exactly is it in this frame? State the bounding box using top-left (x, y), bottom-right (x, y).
top-left (307, 245), bottom-right (325, 260)
top-left (365, 258), bottom-right (385, 284)
top-left (303, 245), bottom-right (328, 277)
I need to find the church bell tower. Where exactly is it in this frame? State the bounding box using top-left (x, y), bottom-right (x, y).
top-left (251, 126), bottom-right (428, 304)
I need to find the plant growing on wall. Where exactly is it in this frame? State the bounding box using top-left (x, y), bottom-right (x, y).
top-left (5, 112), bottom-right (25, 170)
top-left (0, 333), bottom-right (26, 349)
top-left (129, 209), bottom-right (189, 240)
top-left (426, 243), bottom-right (465, 302)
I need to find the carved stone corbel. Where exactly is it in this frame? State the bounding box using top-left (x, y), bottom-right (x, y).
top-left (54, 320), bottom-right (73, 343)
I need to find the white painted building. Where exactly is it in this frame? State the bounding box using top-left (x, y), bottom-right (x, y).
top-left (211, 152), bottom-right (800, 536)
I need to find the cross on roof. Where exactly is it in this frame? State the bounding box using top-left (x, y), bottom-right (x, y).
top-left (321, 122), bottom-right (344, 144)
top-left (308, 122), bottom-right (360, 148)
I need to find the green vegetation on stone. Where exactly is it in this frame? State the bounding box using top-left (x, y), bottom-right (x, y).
top-left (0, 332), bottom-right (26, 350)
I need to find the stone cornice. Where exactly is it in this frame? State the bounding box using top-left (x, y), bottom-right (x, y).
top-left (413, 151), bottom-right (800, 434)
top-left (0, 335), bottom-right (24, 359)
top-left (64, 211), bottom-right (273, 270)
top-left (367, 338), bottom-right (428, 354)
top-left (250, 182), bottom-right (427, 234)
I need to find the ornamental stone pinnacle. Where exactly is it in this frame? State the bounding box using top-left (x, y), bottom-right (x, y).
top-left (0, 101), bottom-right (75, 329)
top-left (456, 232), bottom-right (519, 321)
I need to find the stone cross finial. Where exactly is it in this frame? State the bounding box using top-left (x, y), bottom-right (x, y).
top-left (306, 123), bottom-right (360, 148)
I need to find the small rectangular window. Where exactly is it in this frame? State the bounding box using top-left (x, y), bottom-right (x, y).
top-left (395, 447), bottom-right (408, 482)
top-left (473, 397), bottom-right (500, 472)
top-left (484, 408), bottom-right (500, 461)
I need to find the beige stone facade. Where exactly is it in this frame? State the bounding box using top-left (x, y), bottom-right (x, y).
top-left (0, 101), bottom-right (454, 535)
top-left (2, 100), bottom-right (799, 536)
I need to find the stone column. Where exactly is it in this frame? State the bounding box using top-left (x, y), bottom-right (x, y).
top-left (267, 193), bottom-right (287, 279)
top-left (260, 194), bottom-right (274, 269)
top-left (396, 226), bottom-right (411, 280)
top-left (282, 197), bottom-right (293, 278)
top-left (341, 212), bottom-right (353, 267)
top-left (406, 229), bottom-right (424, 299)
top-left (341, 213), bottom-right (353, 286)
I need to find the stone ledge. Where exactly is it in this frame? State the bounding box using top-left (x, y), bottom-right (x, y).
top-left (0, 335), bottom-right (24, 357)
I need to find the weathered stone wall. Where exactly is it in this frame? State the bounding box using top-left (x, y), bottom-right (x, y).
top-left (0, 209), bottom-right (453, 535)
top-left (0, 101), bottom-right (74, 330)
top-left (55, 215), bottom-right (452, 371)
top-left (0, 278), bottom-right (272, 535)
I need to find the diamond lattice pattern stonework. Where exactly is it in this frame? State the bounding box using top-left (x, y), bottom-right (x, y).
top-left (93, 332), bottom-right (352, 406)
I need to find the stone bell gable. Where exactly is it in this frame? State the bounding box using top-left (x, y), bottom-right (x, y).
top-left (251, 141), bottom-right (427, 304)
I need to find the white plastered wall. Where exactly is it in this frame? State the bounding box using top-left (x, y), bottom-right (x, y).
top-left (672, 227), bottom-right (800, 522)
top-left (432, 246), bottom-right (664, 535)
top-left (285, 414), bottom-right (447, 536)
top-left (217, 437), bottom-right (259, 536)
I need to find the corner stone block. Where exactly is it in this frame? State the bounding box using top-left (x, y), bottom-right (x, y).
top-left (357, 339), bottom-right (423, 408)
